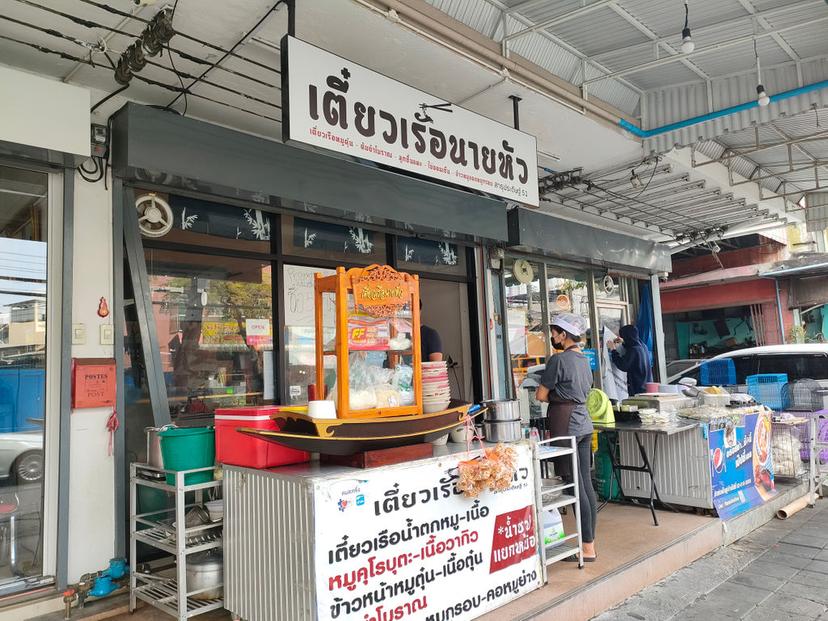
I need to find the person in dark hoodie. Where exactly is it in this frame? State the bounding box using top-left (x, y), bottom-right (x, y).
top-left (608, 325), bottom-right (653, 396)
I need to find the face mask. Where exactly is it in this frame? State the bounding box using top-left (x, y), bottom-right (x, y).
top-left (551, 332), bottom-right (565, 351)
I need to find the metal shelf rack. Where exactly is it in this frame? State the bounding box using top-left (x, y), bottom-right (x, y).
top-left (533, 437), bottom-right (583, 579)
top-left (809, 413), bottom-right (828, 506)
top-left (129, 463), bottom-right (224, 620)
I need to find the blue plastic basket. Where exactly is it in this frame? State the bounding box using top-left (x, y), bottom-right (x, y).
top-left (699, 359), bottom-right (736, 386)
top-left (747, 374), bottom-right (788, 410)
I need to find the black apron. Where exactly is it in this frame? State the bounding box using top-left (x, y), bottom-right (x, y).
top-left (544, 345), bottom-right (581, 481)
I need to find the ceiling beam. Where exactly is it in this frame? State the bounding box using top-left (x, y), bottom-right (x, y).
top-left (481, 0), bottom-right (644, 95)
top-left (607, 1), bottom-right (710, 82)
top-left (589, 0), bottom-right (824, 65)
top-left (501, 0), bottom-right (614, 43)
top-left (734, 0), bottom-right (800, 63)
top-left (582, 14), bottom-right (828, 85)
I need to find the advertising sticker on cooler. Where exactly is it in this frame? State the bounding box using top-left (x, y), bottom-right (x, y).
top-left (313, 443), bottom-right (542, 621)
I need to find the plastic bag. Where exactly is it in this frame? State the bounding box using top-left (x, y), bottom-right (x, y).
top-left (457, 444), bottom-right (517, 498)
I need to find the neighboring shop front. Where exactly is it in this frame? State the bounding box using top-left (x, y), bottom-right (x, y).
top-left (489, 207), bottom-right (673, 405)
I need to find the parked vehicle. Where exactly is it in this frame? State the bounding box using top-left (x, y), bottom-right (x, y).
top-left (0, 432), bottom-right (43, 484)
top-left (666, 359), bottom-right (699, 379)
top-left (668, 344), bottom-right (828, 385)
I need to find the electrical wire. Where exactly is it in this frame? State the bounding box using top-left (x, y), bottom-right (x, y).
top-left (10, 0), bottom-right (280, 89)
top-left (75, 0), bottom-right (280, 75)
top-left (628, 157), bottom-right (661, 199)
top-left (167, 0), bottom-right (187, 116)
top-left (91, 84), bottom-right (129, 113)
top-left (164, 0), bottom-right (284, 111)
top-left (2, 20), bottom-right (279, 112)
top-left (0, 35), bottom-right (281, 123)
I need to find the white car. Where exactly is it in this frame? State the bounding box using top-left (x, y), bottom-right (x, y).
top-left (0, 432), bottom-right (43, 484)
top-left (667, 344), bottom-right (828, 385)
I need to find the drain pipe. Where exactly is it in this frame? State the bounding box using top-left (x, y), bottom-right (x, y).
top-left (774, 279), bottom-right (787, 344)
top-left (620, 79), bottom-right (828, 138)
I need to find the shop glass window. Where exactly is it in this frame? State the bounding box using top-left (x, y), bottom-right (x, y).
top-left (144, 248), bottom-right (273, 419)
top-left (0, 164), bottom-right (48, 584)
top-left (504, 258), bottom-right (545, 390)
top-left (283, 264), bottom-right (335, 404)
top-left (281, 216), bottom-right (385, 264)
top-left (143, 193), bottom-right (272, 254)
top-left (395, 236), bottom-right (466, 276)
top-left (545, 266), bottom-right (591, 335)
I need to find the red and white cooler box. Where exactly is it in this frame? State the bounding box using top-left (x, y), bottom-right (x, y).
top-left (214, 406), bottom-right (309, 469)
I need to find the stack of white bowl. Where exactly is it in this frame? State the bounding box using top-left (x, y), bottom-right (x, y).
top-left (422, 361), bottom-right (451, 413)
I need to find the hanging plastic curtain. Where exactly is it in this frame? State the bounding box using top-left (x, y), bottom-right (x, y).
top-left (637, 282), bottom-right (654, 364)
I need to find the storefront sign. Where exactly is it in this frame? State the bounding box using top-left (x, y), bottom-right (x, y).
top-left (72, 358), bottom-right (116, 409)
top-left (282, 36), bottom-right (539, 206)
top-left (314, 443), bottom-right (542, 620)
top-left (709, 411), bottom-right (776, 520)
top-left (348, 316), bottom-right (390, 351)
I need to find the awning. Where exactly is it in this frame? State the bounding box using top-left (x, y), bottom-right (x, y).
top-left (506, 207), bottom-right (672, 274)
top-left (111, 104), bottom-right (509, 242)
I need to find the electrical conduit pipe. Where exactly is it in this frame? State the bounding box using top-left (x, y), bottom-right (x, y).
top-left (620, 79), bottom-right (828, 138)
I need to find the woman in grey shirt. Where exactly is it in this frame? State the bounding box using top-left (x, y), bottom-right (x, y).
top-left (535, 313), bottom-right (598, 561)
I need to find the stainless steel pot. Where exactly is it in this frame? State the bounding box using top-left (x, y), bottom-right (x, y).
top-left (482, 419), bottom-right (522, 443)
top-left (145, 427), bottom-right (163, 469)
top-left (482, 400), bottom-right (521, 422)
top-left (187, 552), bottom-right (223, 600)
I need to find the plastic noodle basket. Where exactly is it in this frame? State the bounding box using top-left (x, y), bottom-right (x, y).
top-left (747, 374), bottom-right (788, 410)
top-left (699, 359), bottom-right (736, 387)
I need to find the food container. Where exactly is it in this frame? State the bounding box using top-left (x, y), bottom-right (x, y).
top-left (187, 552), bottom-right (223, 600)
top-left (481, 400), bottom-right (521, 422)
top-left (204, 499), bottom-right (224, 522)
top-left (215, 406), bottom-right (309, 469)
top-left (482, 419), bottom-right (522, 442)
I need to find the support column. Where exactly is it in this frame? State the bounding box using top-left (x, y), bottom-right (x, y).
top-left (650, 274), bottom-right (668, 383)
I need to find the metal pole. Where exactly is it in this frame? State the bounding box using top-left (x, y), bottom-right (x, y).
top-left (775, 278), bottom-right (787, 344)
top-left (649, 274), bottom-right (668, 383)
top-left (509, 95), bottom-right (522, 130)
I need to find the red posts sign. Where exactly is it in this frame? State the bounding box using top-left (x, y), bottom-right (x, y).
top-left (72, 358), bottom-right (116, 409)
top-left (489, 505), bottom-right (537, 573)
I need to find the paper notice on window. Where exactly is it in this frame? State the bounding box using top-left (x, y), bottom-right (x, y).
top-left (283, 264), bottom-right (335, 327)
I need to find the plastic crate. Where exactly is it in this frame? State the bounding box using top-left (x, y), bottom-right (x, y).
top-left (699, 359), bottom-right (736, 386)
top-left (747, 374), bottom-right (788, 410)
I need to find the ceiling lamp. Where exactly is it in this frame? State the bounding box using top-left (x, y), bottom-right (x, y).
top-left (630, 169), bottom-right (642, 188)
top-left (680, 1), bottom-right (694, 54)
top-left (754, 40), bottom-right (771, 107)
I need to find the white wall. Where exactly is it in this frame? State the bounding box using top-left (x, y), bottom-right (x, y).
top-left (0, 65), bottom-right (90, 157)
top-left (67, 174), bottom-right (115, 581)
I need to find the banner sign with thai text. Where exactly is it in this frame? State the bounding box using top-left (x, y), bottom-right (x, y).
top-left (709, 410), bottom-right (776, 520)
top-left (313, 443), bottom-right (542, 620)
top-left (282, 36), bottom-right (539, 207)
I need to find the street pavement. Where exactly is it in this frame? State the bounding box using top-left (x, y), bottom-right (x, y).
top-left (593, 498), bottom-right (828, 621)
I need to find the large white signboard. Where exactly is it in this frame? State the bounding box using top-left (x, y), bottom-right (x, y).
top-left (282, 36), bottom-right (539, 207)
top-left (313, 443), bottom-right (542, 621)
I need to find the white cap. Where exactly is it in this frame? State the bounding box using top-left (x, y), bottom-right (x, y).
top-left (550, 313), bottom-right (586, 337)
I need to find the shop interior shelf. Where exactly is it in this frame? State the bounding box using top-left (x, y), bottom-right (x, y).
top-left (133, 574), bottom-right (224, 619)
top-left (542, 495), bottom-right (578, 512)
top-left (133, 525), bottom-right (222, 556)
top-left (543, 544), bottom-right (581, 566)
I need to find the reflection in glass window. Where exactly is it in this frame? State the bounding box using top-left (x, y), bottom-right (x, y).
top-left (144, 249), bottom-right (273, 419)
top-left (281, 216), bottom-right (386, 264)
top-left (0, 164), bottom-right (48, 587)
top-left (396, 236), bottom-right (466, 276)
top-left (504, 258), bottom-right (545, 390)
top-left (283, 264), bottom-right (335, 404)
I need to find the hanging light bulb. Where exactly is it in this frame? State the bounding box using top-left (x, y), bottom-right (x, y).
top-left (757, 85), bottom-right (771, 107)
top-left (681, 1), bottom-right (694, 54)
top-left (630, 169), bottom-right (642, 188)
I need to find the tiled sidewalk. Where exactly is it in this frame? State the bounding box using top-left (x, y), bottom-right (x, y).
top-left (594, 498), bottom-right (828, 621)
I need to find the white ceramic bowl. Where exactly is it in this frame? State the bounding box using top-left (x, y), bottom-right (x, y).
top-left (430, 434), bottom-right (449, 446)
top-left (424, 400), bottom-right (451, 413)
